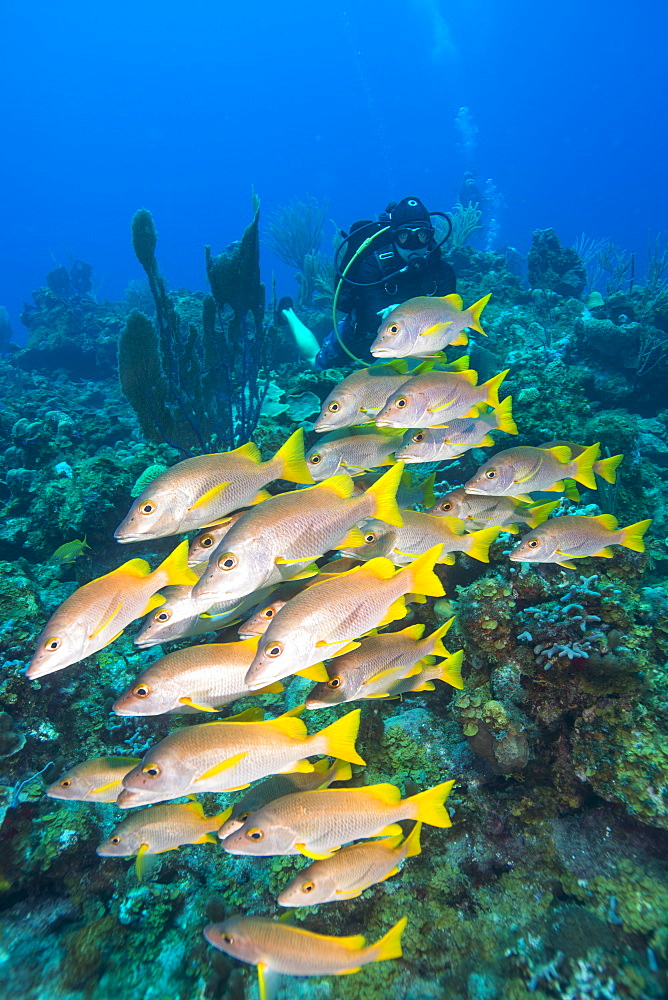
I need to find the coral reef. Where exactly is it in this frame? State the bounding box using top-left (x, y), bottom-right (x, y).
top-left (0, 217), bottom-right (667, 1000)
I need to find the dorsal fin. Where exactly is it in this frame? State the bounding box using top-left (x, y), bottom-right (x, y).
top-left (593, 513), bottom-right (618, 530)
top-left (439, 293), bottom-right (463, 309)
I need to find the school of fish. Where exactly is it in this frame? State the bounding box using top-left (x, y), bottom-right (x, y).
top-left (28, 289), bottom-right (653, 994)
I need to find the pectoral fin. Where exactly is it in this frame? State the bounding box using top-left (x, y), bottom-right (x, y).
top-left (188, 482), bottom-right (232, 510)
top-left (178, 697), bottom-right (217, 712)
top-left (295, 843), bottom-right (339, 860)
top-left (88, 601), bottom-right (125, 640)
top-left (194, 752), bottom-right (248, 782)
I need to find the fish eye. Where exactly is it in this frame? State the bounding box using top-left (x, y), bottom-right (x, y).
top-left (310, 454), bottom-right (321, 464)
top-left (139, 500), bottom-right (156, 515)
top-left (110, 835), bottom-right (121, 845)
top-left (247, 828), bottom-right (264, 840)
top-left (237, 812), bottom-right (250, 823)
top-left (45, 637), bottom-right (62, 652)
top-left (528, 539), bottom-right (540, 548)
top-left (133, 684), bottom-right (150, 698)
top-left (261, 607), bottom-right (275, 619)
top-left (60, 779), bottom-right (72, 788)
top-left (154, 610), bottom-right (172, 622)
top-left (440, 502), bottom-right (453, 511)
top-left (142, 763), bottom-right (160, 777)
top-left (389, 324), bottom-right (400, 334)
top-left (302, 881), bottom-right (315, 893)
top-left (218, 552), bottom-right (238, 571)
top-left (395, 397), bottom-right (408, 408)
top-left (485, 470), bottom-right (498, 479)
top-left (364, 533), bottom-right (376, 543)
top-left (222, 934), bottom-right (234, 945)
top-left (328, 401), bottom-right (340, 413)
top-left (265, 641), bottom-right (283, 658)
top-left (328, 676), bottom-right (342, 689)
top-left (200, 533), bottom-right (215, 548)
top-left (412, 432), bottom-right (425, 442)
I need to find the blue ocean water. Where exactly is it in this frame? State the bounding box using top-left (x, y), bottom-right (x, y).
top-left (1, 3), bottom-right (668, 1000)
top-left (1, 0), bottom-right (666, 331)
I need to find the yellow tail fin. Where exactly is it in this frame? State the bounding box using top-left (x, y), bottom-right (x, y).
top-left (620, 518), bottom-right (652, 553)
top-left (595, 453), bottom-right (624, 484)
top-left (315, 709), bottom-right (366, 766)
top-left (155, 540), bottom-right (200, 587)
top-left (364, 462), bottom-right (404, 527)
top-left (572, 442), bottom-right (600, 490)
top-left (372, 917), bottom-right (408, 963)
top-left (563, 479), bottom-right (581, 501)
top-left (447, 354), bottom-right (470, 372)
top-left (526, 500), bottom-right (560, 529)
top-left (466, 293), bottom-right (492, 335)
top-left (424, 617), bottom-right (454, 657)
top-left (401, 545), bottom-right (445, 598)
top-left (436, 650), bottom-right (464, 689)
top-left (329, 759), bottom-right (353, 784)
top-left (464, 526), bottom-right (500, 563)
top-left (272, 428), bottom-right (315, 484)
top-left (406, 779), bottom-right (456, 827)
top-left (482, 369), bottom-right (509, 409)
top-left (493, 395), bottom-right (517, 435)
top-left (403, 821), bottom-right (422, 859)
top-left (420, 471), bottom-right (437, 508)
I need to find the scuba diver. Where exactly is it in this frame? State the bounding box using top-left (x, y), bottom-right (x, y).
top-left (314, 195), bottom-right (456, 369)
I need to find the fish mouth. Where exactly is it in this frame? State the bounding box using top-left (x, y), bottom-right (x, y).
top-left (134, 636), bottom-right (159, 648)
top-left (462, 486), bottom-right (488, 495)
top-left (111, 701), bottom-right (137, 716)
top-left (371, 348), bottom-right (395, 357)
top-left (114, 530), bottom-right (146, 543)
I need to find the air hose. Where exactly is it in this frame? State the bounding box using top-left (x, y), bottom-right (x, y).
top-left (331, 225), bottom-right (391, 365)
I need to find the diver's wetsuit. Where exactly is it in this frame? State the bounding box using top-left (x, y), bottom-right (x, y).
top-left (315, 239), bottom-right (456, 369)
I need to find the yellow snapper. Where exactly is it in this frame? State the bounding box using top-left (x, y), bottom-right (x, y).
top-left (113, 638), bottom-right (285, 716)
top-left (222, 778), bottom-right (455, 858)
top-left (340, 511), bottom-right (500, 566)
top-left (46, 756), bottom-right (141, 803)
top-left (370, 292), bottom-right (491, 358)
top-left (278, 822), bottom-right (422, 905)
top-left (118, 706), bottom-right (365, 807)
top-left (464, 443), bottom-right (601, 499)
top-left (540, 440), bottom-right (624, 485)
top-left (203, 915), bottom-right (407, 987)
top-left (114, 429), bottom-right (314, 542)
top-left (237, 560), bottom-right (360, 639)
top-left (306, 429), bottom-right (403, 479)
top-left (192, 464), bottom-right (404, 603)
top-left (510, 514), bottom-right (652, 568)
top-left (375, 369), bottom-right (509, 429)
top-left (396, 396), bottom-right (517, 463)
top-left (314, 361), bottom-right (412, 432)
top-left (428, 488), bottom-right (559, 533)
top-left (219, 757), bottom-right (352, 838)
top-left (244, 545), bottom-right (445, 690)
top-left (96, 801), bottom-right (230, 878)
top-left (376, 654), bottom-right (464, 698)
top-left (187, 511), bottom-right (247, 565)
top-left (134, 579), bottom-right (278, 648)
top-left (49, 537), bottom-right (90, 565)
top-left (26, 541), bottom-right (198, 679)
top-left (304, 620), bottom-right (462, 708)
